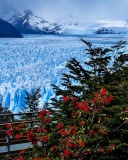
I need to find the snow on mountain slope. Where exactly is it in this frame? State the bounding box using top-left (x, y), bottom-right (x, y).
top-left (7, 10), bottom-right (61, 34)
top-left (2, 9), bottom-right (128, 35)
top-left (92, 20), bottom-right (128, 34)
top-left (59, 20), bottom-right (128, 35)
top-left (7, 9), bottom-right (89, 35)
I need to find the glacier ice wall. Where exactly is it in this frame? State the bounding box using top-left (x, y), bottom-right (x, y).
top-left (0, 34), bottom-right (127, 113)
top-left (0, 35), bottom-right (88, 112)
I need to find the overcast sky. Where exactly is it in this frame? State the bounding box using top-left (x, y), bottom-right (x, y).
top-left (0, 0), bottom-right (128, 22)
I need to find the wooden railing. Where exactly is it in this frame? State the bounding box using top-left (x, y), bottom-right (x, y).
top-left (0, 112), bottom-right (39, 160)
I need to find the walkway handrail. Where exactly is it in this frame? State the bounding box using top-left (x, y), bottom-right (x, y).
top-left (0, 111), bottom-right (39, 117)
top-left (0, 111), bottom-right (40, 159)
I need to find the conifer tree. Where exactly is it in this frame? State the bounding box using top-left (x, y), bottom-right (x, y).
top-left (48, 39), bottom-right (128, 159)
top-left (21, 88), bottom-right (41, 120)
top-left (0, 95), bottom-right (12, 130)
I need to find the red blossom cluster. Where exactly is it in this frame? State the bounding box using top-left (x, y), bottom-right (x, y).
top-left (38, 109), bottom-right (51, 119)
top-left (6, 123), bottom-right (12, 136)
top-left (5, 88), bottom-right (126, 160)
top-left (63, 96), bottom-right (69, 102)
top-left (56, 123), bottom-right (64, 130)
top-left (92, 88), bottom-right (114, 104)
top-left (75, 101), bottom-right (90, 113)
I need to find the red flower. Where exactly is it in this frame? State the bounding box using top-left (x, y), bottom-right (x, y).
top-left (46, 110), bottom-right (51, 115)
top-left (101, 88), bottom-right (107, 95)
top-left (29, 130), bottom-right (33, 136)
top-left (19, 122), bottom-right (25, 128)
top-left (94, 93), bottom-right (100, 98)
top-left (14, 156), bottom-right (19, 159)
top-left (107, 147), bottom-right (112, 152)
top-left (38, 109), bottom-right (50, 119)
top-left (15, 134), bottom-right (20, 139)
top-left (18, 157), bottom-right (24, 160)
top-left (125, 107), bottom-right (128, 113)
top-left (43, 129), bottom-right (48, 133)
top-left (70, 125), bottom-right (77, 134)
top-left (37, 127), bottom-right (41, 132)
top-left (111, 143), bottom-right (116, 149)
top-left (86, 150), bottom-right (91, 155)
top-left (59, 153), bottom-right (63, 157)
top-left (6, 123), bottom-right (11, 129)
top-left (19, 149), bottom-right (25, 154)
top-left (7, 130), bottom-right (12, 136)
top-left (71, 97), bottom-right (77, 101)
top-left (83, 106), bottom-right (90, 112)
top-left (88, 130), bottom-right (94, 134)
top-left (63, 96), bottom-right (69, 102)
top-left (71, 112), bottom-right (77, 118)
top-left (42, 136), bottom-right (49, 142)
top-left (73, 144), bottom-right (77, 148)
top-left (70, 125), bottom-right (76, 130)
top-left (43, 117), bottom-right (51, 123)
top-left (72, 153), bottom-right (77, 157)
top-left (56, 123), bottom-right (64, 130)
top-left (79, 141), bottom-right (85, 147)
top-left (99, 148), bottom-right (105, 153)
top-left (13, 126), bottom-right (19, 131)
top-left (107, 95), bottom-right (114, 103)
top-left (32, 140), bottom-right (38, 145)
top-left (64, 150), bottom-right (70, 157)
top-left (92, 98), bottom-right (97, 104)
top-left (60, 129), bottom-right (69, 135)
top-left (51, 145), bottom-right (57, 151)
top-left (77, 101), bottom-right (90, 112)
top-left (94, 108), bottom-right (98, 112)
top-left (68, 142), bottom-right (73, 147)
top-left (102, 130), bottom-right (108, 135)
top-left (27, 135), bottom-right (31, 141)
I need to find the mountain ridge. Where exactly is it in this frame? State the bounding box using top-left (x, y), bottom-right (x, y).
top-left (7, 9), bottom-right (62, 34)
top-left (2, 9), bottom-right (128, 35)
top-left (0, 18), bottom-right (23, 38)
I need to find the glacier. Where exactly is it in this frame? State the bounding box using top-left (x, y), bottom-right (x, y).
top-left (0, 34), bottom-right (128, 113)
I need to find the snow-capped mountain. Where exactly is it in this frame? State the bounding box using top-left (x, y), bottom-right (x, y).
top-left (2, 9), bottom-right (88, 35)
top-left (7, 9), bottom-right (62, 34)
top-left (2, 9), bottom-right (128, 35)
top-left (95, 28), bottom-right (119, 34)
top-left (93, 20), bottom-right (128, 34)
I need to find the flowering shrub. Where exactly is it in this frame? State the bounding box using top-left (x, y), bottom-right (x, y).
top-left (6, 88), bottom-right (128, 160)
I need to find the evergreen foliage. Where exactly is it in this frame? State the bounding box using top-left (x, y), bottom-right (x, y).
top-left (0, 95), bottom-right (13, 131)
top-left (48, 39), bottom-right (128, 159)
top-left (0, 94), bottom-right (12, 123)
top-left (21, 88), bottom-right (41, 120)
top-left (5, 40), bottom-right (128, 160)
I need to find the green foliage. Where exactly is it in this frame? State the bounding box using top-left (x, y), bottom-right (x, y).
top-left (21, 87), bottom-right (41, 120)
top-left (0, 95), bottom-right (13, 131)
top-left (0, 94), bottom-right (12, 123)
top-left (5, 40), bottom-right (128, 160)
top-left (48, 39), bottom-right (128, 159)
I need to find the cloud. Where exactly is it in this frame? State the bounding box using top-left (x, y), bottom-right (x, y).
top-left (0, 0), bottom-right (128, 22)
